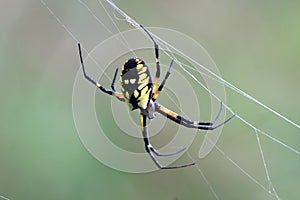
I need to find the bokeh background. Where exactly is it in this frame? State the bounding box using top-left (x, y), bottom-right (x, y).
top-left (1, 0), bottom-right (300, 199)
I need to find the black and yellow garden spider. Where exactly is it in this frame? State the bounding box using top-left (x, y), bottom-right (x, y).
top-left (77, 25), bottom-right (235, 169)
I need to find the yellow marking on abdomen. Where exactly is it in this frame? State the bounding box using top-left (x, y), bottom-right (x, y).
top-left (138, 79), bottom-right (149, 90)
top-left (139, 73), bottom-right (147, 82)
top-left (137, 86), bottom-right (150, 109)
top-left (138, 67), bottom-right (147, 74)
top-left (134, 90), bottom-right (139, 98)
top-left (125, 91), bottom-right (130, 99)
top-left (136, 59), bottom-right (142, 64)
top-left (140, 86), bottom-right (149, 97)
top-left (136, 64), bottom-right (144, 70)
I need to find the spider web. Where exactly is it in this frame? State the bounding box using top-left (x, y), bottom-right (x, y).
top-left (40, 0), bottom-right (300, 199)
top-left (0, 195), bottom-right (10, 200)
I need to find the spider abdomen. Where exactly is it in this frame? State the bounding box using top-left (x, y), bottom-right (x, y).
top-left (120, 58), bottom-right (153, 110)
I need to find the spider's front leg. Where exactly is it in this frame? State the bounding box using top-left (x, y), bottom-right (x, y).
top-left (152, 59), bottom-right (173, 101)
top-left (140, 25), bottom-right (174, 102)
top-left (110, 68), bottom-right (125, 102)
top-left (140, 25), bottom-right (160, 97)
top-left (140, 114), bottom-right (195, 169)
top-left (78, 43), bottom-right (124, 102)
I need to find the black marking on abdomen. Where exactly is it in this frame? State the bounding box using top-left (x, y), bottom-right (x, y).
top-left (120, 58), bottom-right (153, 110)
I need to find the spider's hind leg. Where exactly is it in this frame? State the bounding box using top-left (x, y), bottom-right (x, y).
top-left (147, 148), bottom-right (195, 169)
top-left (149, 144), bottom-right (186, 157)
top-left (140, 113), bottom-right (195, 169)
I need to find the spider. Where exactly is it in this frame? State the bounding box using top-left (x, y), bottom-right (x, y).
top-left (77, 25), bottom-right (235, 169)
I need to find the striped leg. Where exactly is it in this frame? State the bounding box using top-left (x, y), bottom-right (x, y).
top-left (78, 43), bottom-right (124, 102)
top-left (140, 25), bottom-right (160, 96)
top-left (152, 59), bottom-right (173, 101)
top-left (156, 103), bottom-right (235, 130)
top-left (110, 68), bottom-right (125, 102)
top-left (140, 114), bottom-right (195, 169)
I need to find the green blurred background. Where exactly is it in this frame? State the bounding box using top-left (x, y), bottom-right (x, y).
top-left (1, 0), bottom-right (300, 199)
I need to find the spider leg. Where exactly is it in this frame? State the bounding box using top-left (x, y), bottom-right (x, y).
top-left (140, 25), bottom-right (160, 96)
top-left (196, 101), bottom-right (224, 126)
top-left (149, 144), bottom-right (186, 157)
top-left (210, 101), bottom-right (223, 124)
top-left (155, 103), bottom-right (235, 130)
top-left (110, 68), bottom-right (125, 102)
top-left (111, 68), bottom-right (118, 91)
top-left (152, 59), bottom-right (174, 101)
top-left (140, 113), bottom-right (195, 169)
top-left (78, 43), bottom-right (124, 102)
top-left (140, 112), bottom-right (185, 157)
top-left (148, 150), bottom-right (195, 169)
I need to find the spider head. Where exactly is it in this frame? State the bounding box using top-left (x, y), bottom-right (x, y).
top-left (144, 99), bottom-right (157, 119)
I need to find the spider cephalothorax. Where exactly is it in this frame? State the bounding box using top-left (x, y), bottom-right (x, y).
top-left (77, 25), bottom-right (235, 169)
